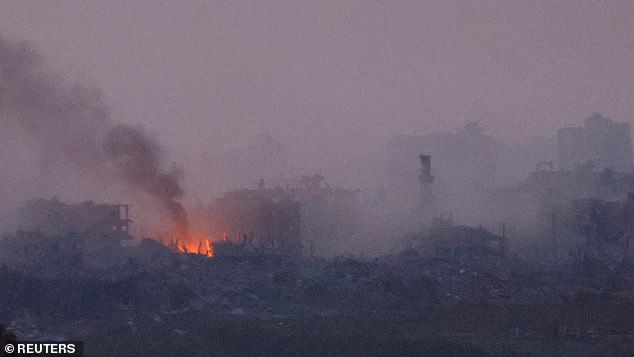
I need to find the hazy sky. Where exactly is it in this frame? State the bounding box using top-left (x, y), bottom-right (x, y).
top-left (1, 0), bottom-right (633, 167)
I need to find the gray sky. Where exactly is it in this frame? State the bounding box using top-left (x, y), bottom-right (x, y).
top-left (1, 0), bottom-right (633, 169)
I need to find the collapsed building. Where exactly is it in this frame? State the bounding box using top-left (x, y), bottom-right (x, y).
top-left (412, 215), bottom-right (507, 261)
top-left (569, 195), bottom-right (634, 246)
top-left (546, 193), bottom-right (634, 269)
top-left (391, 153), bottom-right (508, 262)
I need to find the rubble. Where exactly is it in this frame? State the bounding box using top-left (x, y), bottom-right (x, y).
top-left (3, 200), bottom-right (634, 356)
top-left (1, 224), bottom-right (634, 356)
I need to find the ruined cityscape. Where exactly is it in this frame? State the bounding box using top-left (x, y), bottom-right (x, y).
top-left (2, 2), bottom-right (634, 356)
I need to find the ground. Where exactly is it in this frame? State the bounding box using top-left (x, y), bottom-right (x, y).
top-left (2, 246), bottom-right (634, 356)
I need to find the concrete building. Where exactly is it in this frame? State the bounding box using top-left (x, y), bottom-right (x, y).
top-left (557, 113), bottom-right (633, 172)
top-left (206, 175), bottom-right (359, 257)
top-left (18, 199), bottom-right (131, 240)
top-left (207, 187), bottom-right (302, 255)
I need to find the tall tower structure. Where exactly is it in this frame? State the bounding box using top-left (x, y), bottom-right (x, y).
top-left (419, 154), bottom-right (436, 219)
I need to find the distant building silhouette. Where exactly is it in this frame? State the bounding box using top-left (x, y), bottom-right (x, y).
top-left (557, 113), bottom-right (633, 172)
top-left (385, 122), bottom-right (499, 222)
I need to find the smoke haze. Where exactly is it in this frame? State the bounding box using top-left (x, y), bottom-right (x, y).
top-left (4, 4), bottom-right (634, 356)
top-left (0, 37), bottom-right (188, 233)
top-left (1, 1), bottom-right (634, 253)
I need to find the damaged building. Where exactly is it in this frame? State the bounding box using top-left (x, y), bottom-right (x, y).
top-left (552, 193), bottom-right (634, 268)
top-left (205, 174), bottom-right (359, 257)
top-left (17, 199), bottom-right (132, 241)
top-left (207, 186), bottom-right (302, 256)
top-left (2, 199), bottom-right (133, 271)
top-left (422, 215), bottom-right (507, 261)
top-left (485, 114), bottom-right (634, 232)
top-left (488, 159), bottom-right (634, 230)
top-left (287, 174), bottom-right (359, 256)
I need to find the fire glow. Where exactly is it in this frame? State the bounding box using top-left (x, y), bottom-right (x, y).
top-left (174, 232), bottom-right (214, 258)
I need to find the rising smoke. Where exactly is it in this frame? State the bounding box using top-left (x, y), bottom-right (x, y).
top-left (0, 36), bottom-right (188, 234)
top-left (103, 125), bottom-right (188, 235)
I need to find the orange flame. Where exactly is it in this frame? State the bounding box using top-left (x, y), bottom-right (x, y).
top-left (205, 239), bottom-right (214, 257)
top-left (175, 233), bottom-right (214, 258)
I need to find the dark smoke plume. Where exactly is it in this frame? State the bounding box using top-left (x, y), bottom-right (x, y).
top-left (103, 125), bottom-right (188, 234)
top-left (0, 36), bottom-right (188, 232)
